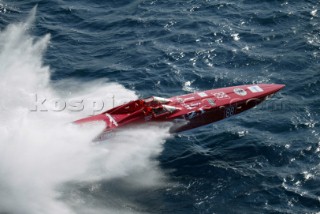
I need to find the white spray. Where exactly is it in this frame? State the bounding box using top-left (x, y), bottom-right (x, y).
top-left (0, 8), bottom-right (171, 214)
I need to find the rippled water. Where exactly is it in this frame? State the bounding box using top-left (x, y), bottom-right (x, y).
top-left (0, 0), bottom-right (319, 213)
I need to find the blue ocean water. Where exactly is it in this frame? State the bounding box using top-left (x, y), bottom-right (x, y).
top-left (0, 0), bottom-right (319, 214)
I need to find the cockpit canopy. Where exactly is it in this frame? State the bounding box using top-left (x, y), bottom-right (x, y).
top-left (162, 105), bottom-right (179, 113)
top-left (143, 97), bottom-right (179, 117)
top-left (152, 104), bottom-right (180, 116)
top-left (106, 96), bottom-right (177, 116)
top-left (144, 96), bottom-right (171, 104)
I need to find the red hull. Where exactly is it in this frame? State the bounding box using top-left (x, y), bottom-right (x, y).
top-left (75, 84), bottom-right (285, 139)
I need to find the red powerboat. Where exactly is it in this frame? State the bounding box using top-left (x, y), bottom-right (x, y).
top-left (74, 84), bottom-right (285, 140)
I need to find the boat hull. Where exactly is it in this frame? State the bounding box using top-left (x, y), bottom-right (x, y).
top-left (74, 84), bottom-right (285, 138)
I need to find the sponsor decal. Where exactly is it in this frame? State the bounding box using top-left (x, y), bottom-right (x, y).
top-left (233, 88), bottom-right (247, 96)
top-left (213, 91), bottom-right (230, 99)
top-left (207, 98), bottom-right (216, 106)
top-left (190, 102), bottom-right (201, 107)
top-left (181, 102), bottom-right (193, 110)
top-left (105, 113), bottom-right (118, 126)
top-left (198, 92), bottom-right (208, 97)
top-left (248, 85), bottom-right (264, 93)
top-left (225, 106), bottom-right (235, 118)
top-left (185, 108), bottom-right (206, 120)
top-left (183, 97), bottom-right (195, 102)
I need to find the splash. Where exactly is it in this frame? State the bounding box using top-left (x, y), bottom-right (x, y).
top-left (0, 8), bottom-right (171, 214)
